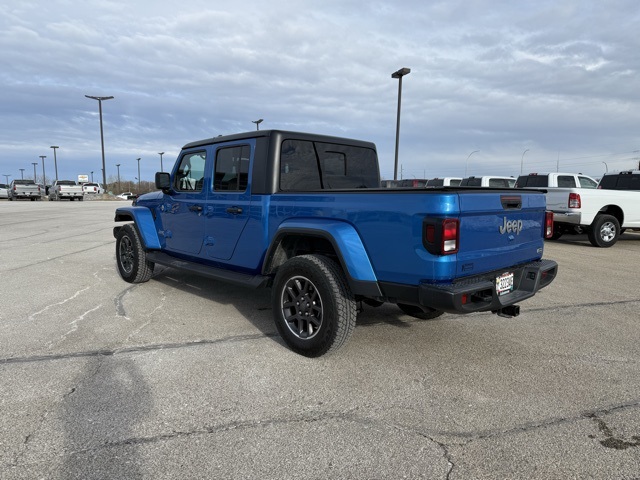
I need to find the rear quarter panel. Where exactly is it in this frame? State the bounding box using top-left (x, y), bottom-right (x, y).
top-left (267, 189), bottom-right (547, 285)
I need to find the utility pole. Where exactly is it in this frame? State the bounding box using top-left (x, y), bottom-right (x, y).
top-left (39, 155), bottom-right (47, 187)
top-left (50, 146), bottom-right (59, 182)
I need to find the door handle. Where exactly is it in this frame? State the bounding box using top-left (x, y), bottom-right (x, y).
top-left (226, 207), bottom-right (243, 215)
top-left (189, 205), bottom-right (203, 212)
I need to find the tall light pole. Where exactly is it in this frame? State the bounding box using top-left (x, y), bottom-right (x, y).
top-left (50, 146), bottom-right (59, 182)
top-left (19, 169), bottom-right (25, 179)
top-left (252, 119), bottom-right (263, 130)
top-left (39, 155), bottom-right (47, 188)
top-left (136, 157), bottom-right (141, 194)
top-left (85, 95), bottom-right (114, 188)
top-left (2, 174), bottom-right (10, 184)
top-left (602, 161), bottom-right (608, 173)
top-left (91, 171), bottom-right (94, 182)
top-left (158, 152), bottom-right (165, 172)
top-left (464, 150), bottom-right (479, 177)
top-left (392, 67), bottom-right (411, 180)
top-left (32, 162), bottom-right (38, 182)
top-left (520, 149), bottom-right (530, 175)
top-left (116, 164), bottom-right (121, 192)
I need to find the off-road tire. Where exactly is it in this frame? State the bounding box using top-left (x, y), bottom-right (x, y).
top-left (116, 224), bottom-right (154, 283)
top-left (397, 303), bottom-right (444, 320)
top-left (587, 214), bottom-right (620, 248)
top-left (272, 254), bottom-right (356, 357)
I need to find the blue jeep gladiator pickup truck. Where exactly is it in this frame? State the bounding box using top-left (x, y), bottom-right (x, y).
top-left (114, 130), bottom-right (557, 356)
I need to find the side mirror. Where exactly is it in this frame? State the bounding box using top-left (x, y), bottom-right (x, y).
top-left (155, 172), bottom-right (171, 192)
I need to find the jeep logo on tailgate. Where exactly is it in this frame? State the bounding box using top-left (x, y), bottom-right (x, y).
top-left (499, 218), bottom-right (523, 234)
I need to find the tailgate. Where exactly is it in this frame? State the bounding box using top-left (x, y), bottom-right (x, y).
top-left (456, 191), bottom-right (546, 277)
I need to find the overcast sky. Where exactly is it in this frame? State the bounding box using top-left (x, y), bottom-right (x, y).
top-left (1, 0), bottom-right (639, 187)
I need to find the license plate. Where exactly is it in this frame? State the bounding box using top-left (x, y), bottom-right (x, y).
top-left (496, 272), bottom-right (514, 296)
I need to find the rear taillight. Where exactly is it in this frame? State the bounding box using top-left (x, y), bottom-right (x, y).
top-left (423, 218), bottom-right (460, 255)
top-left (568, 192), bottom-right (581, 208)
top-left (545, 211), bottom-right (554, 239)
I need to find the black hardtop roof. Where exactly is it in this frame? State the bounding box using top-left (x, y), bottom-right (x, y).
top-left (182, 129), bottom-right (377, 151)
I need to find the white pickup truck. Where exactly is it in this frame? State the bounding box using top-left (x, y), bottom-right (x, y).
top-left (516, 172), bottom-right (640, 247)
top-left (49, 180), bottom-right (84, 201)
top-left (544, 188), bottom-right (640, 247)
top-left (8, 179), bottom-right (41, 200)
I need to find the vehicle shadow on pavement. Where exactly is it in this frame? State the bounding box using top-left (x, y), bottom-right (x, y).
top-left (57, 357), bottom-right (152, 479)
top-left (148, 265), bottom-right (426, 345)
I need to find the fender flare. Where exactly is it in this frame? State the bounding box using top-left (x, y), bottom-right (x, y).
top-left (263, 219), bottom-right (381, 296)
top-left (114, 207), bottom-right (161, 250)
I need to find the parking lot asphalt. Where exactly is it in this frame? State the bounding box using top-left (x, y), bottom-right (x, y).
top-left (1, 200), bottom-right (639, 479)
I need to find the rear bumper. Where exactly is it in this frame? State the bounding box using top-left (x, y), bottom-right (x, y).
top-left (552, 211), bottom-right (582, 225)
top-left (380, 259), bottom-right (558, 314)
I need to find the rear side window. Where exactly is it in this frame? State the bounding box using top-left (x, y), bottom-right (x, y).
top-left (488, 178), bottom-right (511, 187)
top-left (557, 176), bottom-right (576, 188)
top-left (598, 175), bottom-right (616, 189)
top-left (616, 174), bottom-right (640, 190)
top-left (214, 145), bottom-right (250, 191)
top-left (279, 139), bottom-right (379, 191)
top-left (426, 179), bottom-right (444, 187)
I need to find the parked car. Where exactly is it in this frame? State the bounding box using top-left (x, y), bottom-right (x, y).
top-left (460, 176), bottom-right (516, 188)
top-left (116, 192), bottom-right (137, 200)
top-left (0, 183), bottom-right (8, 199)
top-left (597, 170), bottom-right (640, 191)
top-left (82, 182), bottom-right (104, 194)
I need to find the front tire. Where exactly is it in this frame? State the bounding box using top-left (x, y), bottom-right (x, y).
top-left (588, 214), bottom-right (620, 248)
top-left (272, 254), bottom-right (356, 357)
top-left (115, 224), bottom-right (154, 283)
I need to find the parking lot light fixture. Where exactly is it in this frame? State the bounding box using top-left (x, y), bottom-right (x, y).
top-left (158, 152), bottom-right (165, 172)
top-left (2, 174), bottom-right (10, 184)
top-left (252, 119), bottom-right (263, 131)
top-left (39, 155), bottom-right (46, 188)
top-left (465, 150), bottom-right (479, 177)
top-left (116, 164), bottom-right (121, 192)
top-left (85, 95), bottom-right (114, 188)
top-left (32, 162), bottom-right (38, 182)
top-left (392, 67), bottom-right (410, 181)
top-left (50, 146), bottom-right (59, 182)
top-left (520, 149), bottom-right (529, 175)
top-left (19, 168), bottom-right (25, 179)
